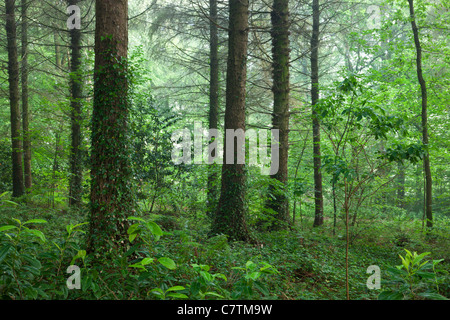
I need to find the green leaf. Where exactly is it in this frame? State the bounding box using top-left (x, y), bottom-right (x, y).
top-left (0, 225), bottom-right (17, 232)
top-left (245, 260), bottom-right (256, 270)
top-left (0, 244), bottom-right (12, 263)
top-left (246, 271), bottom-right (261, 281)
top-left (23, 219), bottom-right (48, 225)
top-left (140, 257), bottom-right (154, 265)
top-left (1, 200), bottom-right (19, 206)
top-left (166, 286), bottom-right (185, 292)
top-left (147, 221), bottom-right (163, 241)
top-left (378, 290), bottom-right (404, 300)
top-left (205, 292), bottom-right (224, 298)
top-left (24, 229), bottom-right (46, 242)
top-left (166, 292), bottom-right (189, 299)
top-left (412, 252), bottom-right (430, 266)
top-left (416, 271), bottom-right (436, 279)
top-left (158, 257), bottom-right (176, 270)
top-left (129, 232), bottom-right (138, 243)
top-left (71, 250), bottom-right (87, 265)
top-left (200, 270), bottom-right (213, 282)
top-left (128, 216), bottom-right (146, 223)
top-left (417, 292), bottom-right (449, 300)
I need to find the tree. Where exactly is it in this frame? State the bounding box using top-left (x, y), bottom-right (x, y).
top-left (21, 0), bottom-right (32, 193)
top-left (87, 0), bottom-right (134, 258)
top-left (408, 0), bottom-right (432, 229)
top-left (206, 0), bottom-right (220, 218)
top-left (211, 0), bottom-right (252, 242)
top-left (266, 0), bottom-right (291, 229)
top-left (68, 0), bottom-right (83, 207)
top-left (5, 0), bottom-right (25, 198)
top-left (311, 0), bottom-right (323, 227)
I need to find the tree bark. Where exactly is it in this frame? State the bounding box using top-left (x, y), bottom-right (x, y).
top-left (68, 0), bottom-right (83, 208)
top-left (88, 0), bottom-right (134, 258)
top-left (212, 0), bottom-right (251, 242)
top-left (311, 0), bottom-right (324, 227)
top-left (266, 0), bottom-right (291, 229)
top-left (21, 0), bottom-right (32, 193)
top-left (408, 0), bottom-right (432, 229)
top-left (6, 0), bottom-right (25, 198)
top-left (206, 0), bottom-right (220, 218)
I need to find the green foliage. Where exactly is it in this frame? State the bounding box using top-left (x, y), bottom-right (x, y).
top-left (379, 249), bottom-right (449, 300)
top-left (231, 260), bottom-right (279, 299)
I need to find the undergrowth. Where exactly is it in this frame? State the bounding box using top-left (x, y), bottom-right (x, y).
top-left (0, 204), bottom-right (449, 300)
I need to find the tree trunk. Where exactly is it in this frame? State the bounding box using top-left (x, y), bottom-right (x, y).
top-left (266, 0), bottom-right (291, 229)
top-left (408, 0), bottom-right (432, 229)
top-left (212, 0), bottom-right (251, 242)
top-left (68, 0), bottom-right (83, 208)
top-left (21, 0), bottom-right (32, 193)
top-left (206, 0), bottom-right (220, 218)
top-left (6, 0), bottom-right (25, 198)
top-left (311, 0), bottom-right (324, 227)
top-left (88, 0), bottom-right (134, 258)
top-left (397, 161), bottom-right (405, 209)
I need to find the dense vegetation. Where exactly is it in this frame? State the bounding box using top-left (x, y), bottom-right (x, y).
top-left (0, 0), bottom-right (449, 301)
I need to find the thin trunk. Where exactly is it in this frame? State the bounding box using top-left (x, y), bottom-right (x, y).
top-left (68, 0), bottom-right (83, 207)
top-left (21, 0), bottom-right (31, 193)
top-left (267, 0), bottom-right (291, 229)
top-left (311, 0), bottom-right (323, 227)
top-left (397, 161), bottom-right (405, 209)
top-left (207, 0), bottom-right (219, 218)
top-left (408, 0), bottom-right (432, 229)
top-left (51, 129), bottom-right (63, 209)
top-left (6, 0), bottom-right (25, 198)
top-left (212, 0), bottom-right (251, 242)
top-left (345, 185), bottom-right (350, 300)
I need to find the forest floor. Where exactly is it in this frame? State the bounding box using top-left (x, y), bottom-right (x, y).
top-left (0, 204), bottom-right (449, 300)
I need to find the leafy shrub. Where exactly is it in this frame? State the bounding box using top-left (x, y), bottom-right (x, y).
top-left (379, 249), bottom-right (449, 300)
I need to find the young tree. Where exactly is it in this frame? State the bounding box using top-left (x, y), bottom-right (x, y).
top-left (266, 0), bottom-right (291, 228)
top-left (311, 0), bottom-right (323, 227)
top-left (5, 0), bottom-right (25, 198)
top-left (87, 0), bottom-right (134, 258)
top-left (408, 0), bottom-right (432, 229)
top-left (211, 0), bottom-right (252, 242)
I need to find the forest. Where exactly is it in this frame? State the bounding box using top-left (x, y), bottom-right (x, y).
top-left (0, 0), bottom-right (449, 303)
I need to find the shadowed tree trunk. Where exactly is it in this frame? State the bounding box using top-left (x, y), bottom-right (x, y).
top-left (211, 0), bottom-right (251, 242)
top-left (408, 0), bottom-right (432, 229)
top-left (311, 0), bottom-right (324, 227)
top-left (88, 0), bottom-right (134, 258)
top-left (206, 0), bottom-right (220, 218)
top-left (6, 0), bottom-right (25, 198)
top-left (266, 0), bottom-right (291, 229)
top-left (68, 0), bottom-right (83, 208)
top-left (21, 0), bottom-right (32, 193)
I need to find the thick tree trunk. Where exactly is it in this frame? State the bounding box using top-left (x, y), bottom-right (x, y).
top-left (88, 0), bottom-right (134, 257)
top-left (6, 0), bottom-right (25, 198)
top-left (408, 0), bottom-right (432, 229)
top-left (21, 0), bottom-right (32, 193)
top-left (311, 0), bottom-right (324, 227)
top-left (212, 0), bottom-right (251, 242)
top-left (266, 0), bottom-right (291, 229)
top-left (206, 0), bottom-right (219, 218)
top-left (68, 0), bottom-right (83, 208)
